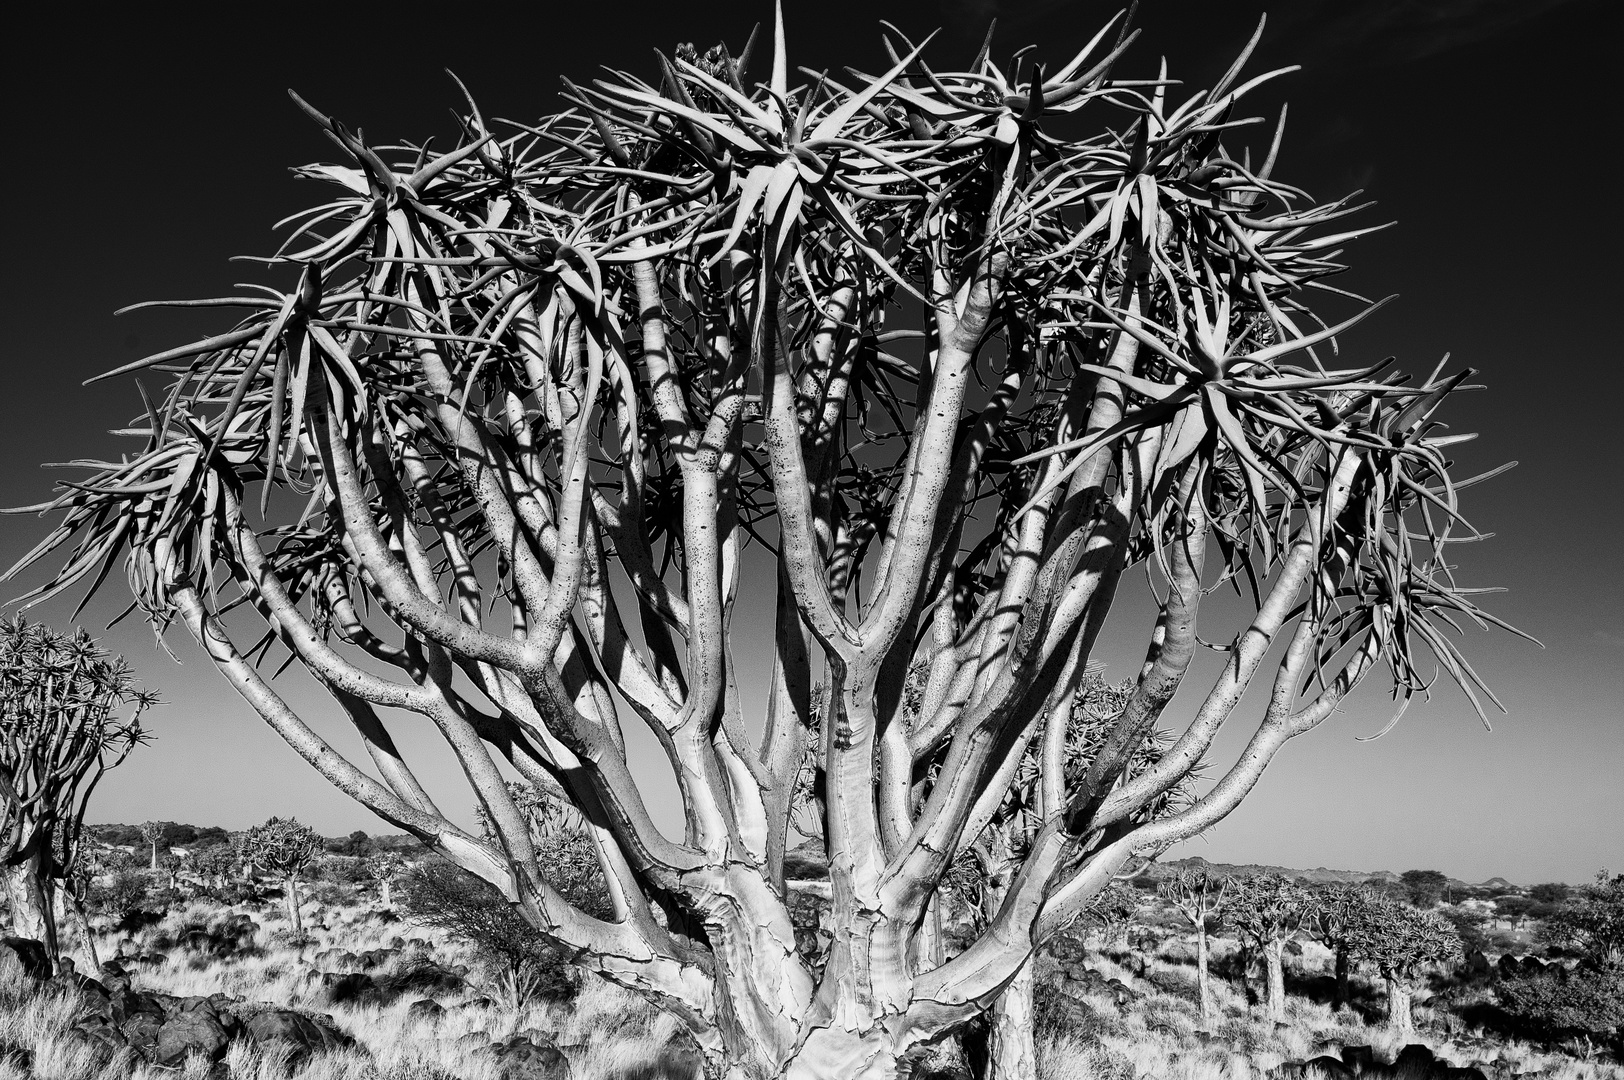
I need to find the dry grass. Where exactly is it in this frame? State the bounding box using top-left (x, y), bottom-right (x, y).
top-left (9, 897), bottom-right (1619, 1080)
top-left (1031, 941), bottom-right (1624, 1080)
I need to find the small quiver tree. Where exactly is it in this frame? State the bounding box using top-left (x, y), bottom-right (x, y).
top-left (0, 618), bottom-right (152, 968)
top-left (1347, 895), bottom-right (1462, 1038)
top-left (1159, 866), bottom-right (1227, 1024)
top-left (238, 817), bottom-right (320, 936)
top-left (5, 9), bottom-right (1527, 1076)
top-left (1308, 882), bottom-right (1375, 1011)
top-left (1221, 874), bottom-right (1312, 1023)
top-left (138, 821), bottom-right (164, 871)
top-left (365, 852), bottom-right (404, 908)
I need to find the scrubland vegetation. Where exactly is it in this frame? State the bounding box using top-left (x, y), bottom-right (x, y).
top-left (1, 824), bottom-right (1619, 1080)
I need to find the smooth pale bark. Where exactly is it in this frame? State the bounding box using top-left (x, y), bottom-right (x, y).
top-left (65, 890), bottom-right (100, 972)
top-left (284, 876), bottom-right (304, 936)
top-left (988, 959), bottom-right (1037, 1080)
top-left (1196, 927), bottom-right (1214, 1026)
top-left (1264, 940), bottom-right (1287, 1023)
top-left (1385, 975), bottom-right (1415, 1039)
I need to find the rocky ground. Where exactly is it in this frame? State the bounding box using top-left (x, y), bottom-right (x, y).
top-left (0, 891), bottom-right (1617, 1080)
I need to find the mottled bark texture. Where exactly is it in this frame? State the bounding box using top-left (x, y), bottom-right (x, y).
top-left (9, 7), bottom-right (1515, 1075)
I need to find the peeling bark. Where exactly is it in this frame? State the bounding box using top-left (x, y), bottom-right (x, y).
top-left (987, 959), bottom-right (1037, 1080)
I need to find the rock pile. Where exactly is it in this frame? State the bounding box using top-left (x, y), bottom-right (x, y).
top-left (1274, 1043), bottom-right (1519, 1080)
top-left (6, 939), bottom-right (357, 1070)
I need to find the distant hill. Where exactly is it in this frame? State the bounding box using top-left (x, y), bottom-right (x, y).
top-left (1133, 856), bottom-right (1495, 893)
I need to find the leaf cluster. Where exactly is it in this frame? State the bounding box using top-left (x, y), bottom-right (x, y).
top-left (1344, 894), bottom-right (1462, 979)
top-left (235, 816), bottom-right (321, 879)
top-left (1219, 873), bottom-right (1313, 948)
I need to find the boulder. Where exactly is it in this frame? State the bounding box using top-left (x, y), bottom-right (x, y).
top-left (406, 998), bottom-right (446, 1022)
top-left (1303, 1057), bottom-right (1357, 1080)
top-left (244, 1008), bottom-right (356, 1064)
top-left (60, 1024), bottom-right (121, 1067)
top-left (1392, 1045), bottom-right (1440, 1080)
top-left (1341, 1046), bottom-right (1378, 1074)
top-left (110, 987), bottom-right (166, 1025)
top-left (317, 971), bottom-right (377, 1005)
top-left (492, 1036), bottom-right (570, 1080)
top-left (120, 1011), bottom-right (164, 1055)
top-left (379, 960), bottom-right (465, 999)
top-left (0, 937), bottom-right (50, 984)
top-left (356, 948), bottom-right (397, 970)
top-left (70, 1015), bottom-right (129, 1054)
top-left (153, 1008), bottom-right (232, 1067)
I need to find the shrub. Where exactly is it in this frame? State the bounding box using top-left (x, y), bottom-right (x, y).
top-left (89, 869), bottom-right (156, 929)
top-left (1496, 961), bottom-right (1624, 1039)
top-left (399, 859), bottom-right (575, 998)
top-left (1542, 870), bottom-right (1624, 965)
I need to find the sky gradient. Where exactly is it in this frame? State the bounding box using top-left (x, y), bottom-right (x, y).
top-left (2, 0), bottom-right (1618, 885)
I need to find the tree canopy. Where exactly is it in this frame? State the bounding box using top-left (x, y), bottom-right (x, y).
top-left (0, 7), bottom-right (1519, 1075)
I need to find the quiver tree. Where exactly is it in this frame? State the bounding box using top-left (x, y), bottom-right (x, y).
top-left (138, 821), bottom-right (165, 870)
top-left (1347, 895), bottom-right (1462, 1038)
top-left (237, 817), bottom-right (320, 935)
top-left (192, 847), bottom-right (237, 895)
top-left (1159, 866), bottom-right (1227, 1023)
top-left (3, 8), bottom-right (1524, 1077)
top-left (1221, 874), bottom-right (1311, 1022)
top-left (0, 618), bottom-right (153, 967)
top-left (1308, 882), bottom-right (1374, 1011)
top-left (366, 851), bottom-right (404, 907)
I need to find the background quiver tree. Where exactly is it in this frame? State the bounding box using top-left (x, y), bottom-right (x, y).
top-left (138, 821), bottom-right (165, 871)
top-left (1347, 894), bottom-right (1462, 1038)
top-left (365, 851), bottom-right (404, 908)
top-left (190, 846), bottom-right (238, 899)
top-left (0, 617), bottom-right (153, 968)
top-left (1308, 882), bottom-right (1375, 1011)
top-left (237, 817), bottom-right (320, 936)
top-left (1221, 874), bottom-right (1312, 1023)
top-left (1159, 866), bottom-right (1227, 1024)
top-left (2, 7), bottom-right (1528, 1076)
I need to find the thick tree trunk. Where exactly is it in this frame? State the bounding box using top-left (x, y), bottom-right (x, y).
top-left (1333, 946), bottom-right (1350, 1011)
top-left (1384, 974), bottom-right (1414, 1039)
top-left (987, 958), bottom-right (1037, 1080)
top-left (149, 841), bottom-right (158, 870)
top-left (1264, 939), bottom-right (1287, 1023)
top-left (284, 876), bottom-right (303, 936)
top-left (1196, 926), bottom-right (1213, 1026)
top-left (3, 857), bottom-right (58, 964)
top-left (379, 879), bottom-right (392, 908)
top-left (65, 890), bottom-right (101, 972)
top-left (781, 1026), bottom-right (913, 1080)
top-left (1237, 943), bottom-right (1258, 1006)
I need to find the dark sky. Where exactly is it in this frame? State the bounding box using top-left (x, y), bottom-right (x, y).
top-left (2, 0), bottom-right (1618, 883)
